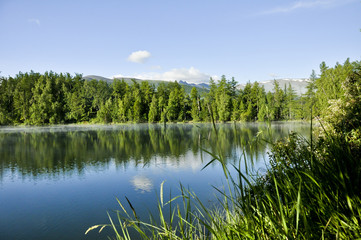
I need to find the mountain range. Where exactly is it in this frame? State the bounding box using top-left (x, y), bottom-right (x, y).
top-left (83, 75), bottom-right (310, 96)
top-left (83, 75), bottom-right (210, 95)
top-left (238, 78), bottom-right (310, 96)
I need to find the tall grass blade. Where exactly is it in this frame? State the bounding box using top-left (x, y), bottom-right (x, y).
top-left (160, 180), bottom-right (165, 207)
top-left (125, 196), bottom-right (138, 221)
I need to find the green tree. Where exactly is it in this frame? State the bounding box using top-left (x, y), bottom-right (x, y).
top-left (0, 77), bottom-right (17, 124)
top-left (112, 79), bottom-right (127, 100)
top-left (257, 96), bottom-right (267, 121)
top-left (65, 75), bottom-right (87, 123)
top-left (239, 100), bottom-right (247, 121)
top-left (140, 81), bottom-right (155, 120)
top-left (96, 98), bottom-right (113, 123)
top-left (166, 82), bottom-right (185, 122)
top-left (148, 95), bottom-right (159, 123)
top-left (13, 71), bottom-right (38, 123)
top-left (29, 73), bottom-right (55, 124)
top-left (231, 98), bottom-right (239, 121)
top-left (302, 70), bottom-right (318, 119)
top-left (216, 75), bottom-right (231, 122)
top-left (272, 80), bottom-right (285, 120)
top-left (190, 87), bottom-right (200, 122)
top-left (206, 78), bottom-right (218, 121)
top-left (315, 59), bottom-right (353, 117)
top-left (284, 83), bottom-right (298, 120)
top-left (133, 87), bottom-right (142, 123)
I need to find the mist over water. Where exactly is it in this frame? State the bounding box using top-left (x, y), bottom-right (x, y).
top-left (0, 122), bottom-right (310, 240)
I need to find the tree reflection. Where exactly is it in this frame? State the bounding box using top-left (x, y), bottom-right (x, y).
top-left (0, 123), bottom-right (310, 180)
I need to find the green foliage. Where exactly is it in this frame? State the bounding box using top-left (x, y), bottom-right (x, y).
top-left (1, 60), bottom-right (359, 125)
top-left (300, 70), bottom-right (317, 120)
top-left (190, 87), bottom-right (200, 122)
top-left (96, 98), bottom-right (113, 123)
top-left (315, 59), bottom-right (354, 117)
top-left (166, 82), bottom-right (185, 122)
top-left (257, 101), bottom-right (267, 121)
top-left (148, 95), bottom-right (159, 123)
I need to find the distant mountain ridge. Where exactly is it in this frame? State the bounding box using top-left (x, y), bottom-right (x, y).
top-left (82, 75), bottom-right (210, 95)
top-left (83, 75), bottom-right (309, 96)
top-left (83, 75), bottom-right (139, 84)
top-left (238, 78), bottom-right (310, 96)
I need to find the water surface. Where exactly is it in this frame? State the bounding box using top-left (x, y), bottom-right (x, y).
top-left (0, 122), bottom-right (310, 239)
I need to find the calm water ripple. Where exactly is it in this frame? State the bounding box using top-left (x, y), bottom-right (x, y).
top-left (0, 122), bottom-right (310, 239)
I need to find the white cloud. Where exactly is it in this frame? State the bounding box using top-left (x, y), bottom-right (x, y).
top-left (127, 50), bottom-right (151, 63)
top-left (111, 74), bottom-right (126, 79)
top-left (260, 0), bottom-right (357, 14)
top-left (112, 67), bottom-right (218, 84)
top-left (28, 18), bottom-right (40, 26)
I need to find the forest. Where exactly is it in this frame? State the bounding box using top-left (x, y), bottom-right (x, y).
top-left (0, 58), bottom-right (358, 125)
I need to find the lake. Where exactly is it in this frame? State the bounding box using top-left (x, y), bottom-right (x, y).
top-left (0, 122), bottom-right (310, 239)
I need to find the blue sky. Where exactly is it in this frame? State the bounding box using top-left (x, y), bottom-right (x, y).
top-left (0, 0), bottom-right (360, 84)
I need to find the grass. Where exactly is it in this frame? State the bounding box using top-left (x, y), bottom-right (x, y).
top-left (86, 118), bottom-right (361, 239)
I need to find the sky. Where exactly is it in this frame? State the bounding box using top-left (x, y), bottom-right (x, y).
top-left (0, 0), bottom-right (360, 84)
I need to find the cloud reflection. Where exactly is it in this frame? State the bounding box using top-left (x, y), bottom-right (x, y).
top-left (130, 175), bottom-right (154, 193)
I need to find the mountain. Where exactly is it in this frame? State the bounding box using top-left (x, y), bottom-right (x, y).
top-left (83, 75), bottom-right (309, 96)
top-left (82, 75), bottom-right (210, 95)
top-left (239, 78), bottom-right (310, 96)
top-left (178, 80), bottom-right (210, 89)
top-left (82, 75), bottom-right (141, 84)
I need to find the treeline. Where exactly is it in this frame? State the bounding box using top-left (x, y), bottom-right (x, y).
top-left (0, 58), bottom-right (358, 125)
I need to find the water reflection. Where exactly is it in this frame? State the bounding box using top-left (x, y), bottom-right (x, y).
top-left (131, 175), bottom-right (154, 193)
top-left (0, 122), bottom-right (311, 240)
top-left (0, 122), bottom-right (311, 181)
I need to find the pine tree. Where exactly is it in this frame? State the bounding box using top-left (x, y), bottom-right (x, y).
top-left (272, 80), bottom-right (285, 120)
top-left (97, 98), bottom-right (113, 123)
top-left (190, 87), bottom-right (200, 122)
top-left (216, 76), bottom-right (231, 122)
top-left (239, 100), bottom-right (246, 121)
top-left (207, 78), bottom-right (218, 121)
top-left (65, 76), bottom-right (87, 123)
top-left (29, 73), bottom-right (55, 124)
top-left (167, 89), bottom-right (178, 121)
top-left (285, 83), bottom-right (297, 120)
top-left (133, 96), bottom-right (142, 123)
top-left (302, 70), bottom-right (317, 119)
top-left (0, 77), bottom-right (15, 124)
top-left (217, 93), bottom-right (230, 122)
top-left (13, 72), bottom-right (37, 123)
top-left (231, 98), bottom-right (239, 121)
top-left (265, 92), bottom-right (274, 120)
top-left (112, 79), bottom-right (127, 100)
top-left (140, 81), bottom-right (154, 120)
top-left (315, 59), bottom-right (353, 117)
top-left (66, 90), bottom-right (87, 122)
top-left (244, 101), bottom-right (253, 121)
top-left (257, 96), bottom-right (267, 121)
top-left (148, 95), bottom-right (159, 123)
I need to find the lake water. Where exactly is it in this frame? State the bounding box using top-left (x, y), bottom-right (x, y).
top-left (0, 122), bottom-right (310, 239)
